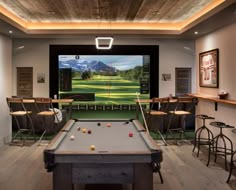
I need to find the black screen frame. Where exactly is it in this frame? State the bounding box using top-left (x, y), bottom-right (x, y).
top-left (49, 45), bottom-right (159, 99)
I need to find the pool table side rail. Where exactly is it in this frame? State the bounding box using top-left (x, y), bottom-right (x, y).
top-left (60, 119), bottom-right (75, 132)
top-left (44, 120), bottom-right (75, 172)
top-left (74, 118), bottom-right (134, 122)
top-left (45, 119), bottom-right (76, 151)
top-left (53, 152), bottom-right (158, 164)
top-left (140, 131), bottom-right (163, 163)
top-left (133, 119), bottom-right (146, 131)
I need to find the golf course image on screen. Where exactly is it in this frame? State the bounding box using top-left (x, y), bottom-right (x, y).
top-left (58, 55), bottom-right (150, 106)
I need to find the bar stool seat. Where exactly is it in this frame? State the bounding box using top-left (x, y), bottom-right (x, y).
top-left (208, 121), bottom-right (234, 170)
top-left (192, 114), bottom-right (214, 163)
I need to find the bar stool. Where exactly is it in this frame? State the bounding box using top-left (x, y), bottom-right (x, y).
top-left (34, 97), bottom-right (59, 145)
top-left (208, 121), bottom-right (234, 170)
top-left (166, 96), bottom-right (198, 145)
top-left (145, 97), bottom-right (170, 145)
top-left (6, 97), bottom-right (36, 145)
top-left (192, 115), bottom-right (214, 163)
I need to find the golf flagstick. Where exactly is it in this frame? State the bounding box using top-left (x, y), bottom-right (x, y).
top-left (136, 92), bottom-right (149, 134)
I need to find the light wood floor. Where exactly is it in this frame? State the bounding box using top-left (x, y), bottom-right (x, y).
top-left (0, 141), bottom-right (236, 190)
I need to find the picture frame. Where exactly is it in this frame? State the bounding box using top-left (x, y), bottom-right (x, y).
top-left (199, 48), bottom-right (219, 88)
top-left (162, 73), bottom-right (171, 81)
top-left (37, 73), bottom-right (45, 83)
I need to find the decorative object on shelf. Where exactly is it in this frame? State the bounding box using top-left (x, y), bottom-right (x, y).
top-left (218, 89), bottom-right (228, 99)
top-left (199, 48), bottom-right (219, 88)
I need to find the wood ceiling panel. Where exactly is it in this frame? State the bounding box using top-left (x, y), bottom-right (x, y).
top-left (0, 0), bottom-right (217, 22)
top-left (0, 0), bottom-right (234, 38)
top-left (135, 0), bottom-right (166, 21)
top-left (162, 0), bottom-right (211, 22)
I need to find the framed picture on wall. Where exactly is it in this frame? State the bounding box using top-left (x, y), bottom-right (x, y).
top-left (37, 73), bottom-right (45, 83)
top-left (199, 48), bottom-right (219, 88)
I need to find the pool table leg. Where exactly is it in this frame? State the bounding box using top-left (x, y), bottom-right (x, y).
top-left (53, 163), bottom-right (73, 190)
top-left (133, 163), bottom-right (153, 190)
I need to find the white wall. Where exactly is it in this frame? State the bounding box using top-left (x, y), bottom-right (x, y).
top-left (12, 37), bottom-right (195, 98)
top-left (0, 35), bottom-right (12, 146)
top-left (196, 22), bottom-right (236, 145)
top-left (159, 39), bottom-right (196, 97)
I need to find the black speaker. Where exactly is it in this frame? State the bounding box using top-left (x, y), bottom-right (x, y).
top-left (59, 68), bottom-right (72, 91)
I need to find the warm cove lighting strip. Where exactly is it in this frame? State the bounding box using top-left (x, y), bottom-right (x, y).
top-left (95, 37), bottom-right (113, 50)
top-left (0, 0), bottom-right (225, 32)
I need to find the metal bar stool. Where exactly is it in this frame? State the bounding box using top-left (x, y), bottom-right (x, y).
top-left (208, 121), bottom-right (234, 170)
top-left (192, 114), bottom-right (214, 160)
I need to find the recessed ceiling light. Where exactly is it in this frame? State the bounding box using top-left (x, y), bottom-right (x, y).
top-left (184, 46), bottom-right (191, 50)
top-left (194, 31), bottom-right (198, 35)
top-left (151, 11), bottom-right (159, 15)
top-left (16, 46), bottom-right (25, 50)
top-left (47, 11), bottom-right (55, 14)
top-left (9, 30), bottom-right (13, 34)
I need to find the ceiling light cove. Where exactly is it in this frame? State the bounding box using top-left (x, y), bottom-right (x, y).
top-left (0, 0), bottom-right (226, 34)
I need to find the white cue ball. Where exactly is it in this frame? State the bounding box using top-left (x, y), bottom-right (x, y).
top-left (70, 135), bottom-right (75, 140)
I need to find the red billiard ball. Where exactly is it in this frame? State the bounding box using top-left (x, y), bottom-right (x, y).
top-left (129, 133), bottom-right (133, 137)
top-left (77, 127), bottom-right (80, 131)
top-left (88, 130), bottom-right (92, 134)
top-left (107, 123), bottom-right (111, 127)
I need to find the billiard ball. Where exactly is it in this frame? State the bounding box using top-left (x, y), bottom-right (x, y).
top-left (88, 130), bottom-right (92, 134)
top-left (77, 127), bottom-right (80, 131)
top-left (107, 123), bottom-right (111, 127)
top-left (97, 122), bottom-right (101, 126)
top-left (129, 133), bottom-right (133, 137)
top-left (90, 145), bottom-right (95, 151)
top-left (82, 128), bottom-right (87, 133)
top-left (70, 135), bottom-right (75, 140)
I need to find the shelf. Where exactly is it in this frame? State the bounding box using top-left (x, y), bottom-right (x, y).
top-left (188, 94), bottom-right (236, 111)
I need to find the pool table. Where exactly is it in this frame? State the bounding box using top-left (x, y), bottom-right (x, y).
top-left (44, 119), bottom-right (163, 190)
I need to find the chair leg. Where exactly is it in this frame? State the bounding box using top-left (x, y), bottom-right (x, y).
top-left (158, 170), bottom-right (164, 184)
top-left (38, 130), bottom-right (46, 145)
top-left (152, 162), bottom-right (164, 184)
top-left (156, 130), bottom-right (167, 146)
top-left (27, 114), bottom-right (36, 142)
top-left (227, 152), bottom-right (235, 183)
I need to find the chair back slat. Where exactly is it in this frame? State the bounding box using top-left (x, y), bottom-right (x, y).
top-left (6, 97), bottom-right (26, 112)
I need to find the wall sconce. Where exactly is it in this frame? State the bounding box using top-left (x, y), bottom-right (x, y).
top-left (95, 37), bottom-right (113, 50)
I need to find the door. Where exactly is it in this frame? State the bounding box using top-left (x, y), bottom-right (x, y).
top-left (17, 67), bottom-right (33, 97)
top-left (175, 68), bottom-right (191, 96)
